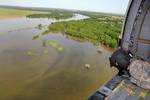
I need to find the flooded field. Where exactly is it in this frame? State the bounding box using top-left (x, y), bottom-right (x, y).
top-left (0, 14), bottom-right (117, 100)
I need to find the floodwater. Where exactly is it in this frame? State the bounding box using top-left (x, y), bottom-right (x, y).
top-left (0, 14), bottom-right (116, 100)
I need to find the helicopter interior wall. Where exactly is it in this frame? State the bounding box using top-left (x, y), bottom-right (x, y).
top-left (121, 0), bottom-right (150, 62)
top-left (137, 6), bottom-right (150, 62)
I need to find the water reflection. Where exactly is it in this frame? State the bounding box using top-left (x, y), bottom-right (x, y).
top-left (0, 14), bottom-right (116, 100)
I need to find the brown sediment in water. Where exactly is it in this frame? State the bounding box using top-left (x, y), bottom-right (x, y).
top-left (0, 15), bottom-right (117, 100)
top-left (99, 44), bottom-right (115, 52)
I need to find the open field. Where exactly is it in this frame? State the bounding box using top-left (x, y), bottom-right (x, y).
top-left (0, 8), bottom-right (44, 18)
top-left (0, 7), bottom-right (74, 19)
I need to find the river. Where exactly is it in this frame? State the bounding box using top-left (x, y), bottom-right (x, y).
top-left (0, 14), bottom-right (116, 100)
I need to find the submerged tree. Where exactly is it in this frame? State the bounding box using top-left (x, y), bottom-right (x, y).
top-left (37, 24), bottom-right (42, 30)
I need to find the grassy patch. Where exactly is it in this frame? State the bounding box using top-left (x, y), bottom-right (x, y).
top-left (0, 8), bottom-right (45, 18)
top-left (48, 40), bottom-right (64, 52)
top-left (27, 50), bottom-right (40, 56)
top-left (32, 35), bottom-right (39, 40)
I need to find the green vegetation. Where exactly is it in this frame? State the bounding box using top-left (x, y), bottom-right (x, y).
top-left (49, 40), bottom-right (64, 52)
top-left (42, 38), bottom-right (46, 47)
top-left (0, 6), bottom-right (74, 19)
top-left (47, 16), bottom-right (123, 48)
top-left (26, 11), bottom-right (73, 19)
top-left (27, 50), bottom-right (49, 56)
top-left (27, 50), bottom-right (40, 56)
top-left (37, 24), bottom-right (42, 30)
top-left (32, 35), bottom-right (39, 40)
top-left (43, 50), bottom-right (49, 55)
top-left (42, 30), bottom-right (49, 35)
top-left (0, 6), bottom-right (123, 48)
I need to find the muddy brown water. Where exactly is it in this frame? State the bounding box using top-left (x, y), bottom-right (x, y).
top-left (0, 14), bottom-right (117, 100)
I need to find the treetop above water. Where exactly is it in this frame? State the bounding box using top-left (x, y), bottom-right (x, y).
top-left (47, 16), bottom-right (123, 48)
top-left (26, 12), bottom-right (74, 19)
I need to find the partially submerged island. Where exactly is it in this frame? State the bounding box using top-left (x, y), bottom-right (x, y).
top-left (0, 5), bottom-right (122, 100)
top-left (46, 16), bottom-right (123, 48)
top-left (26, 12), bottom-right (74, 19)
top-left (27, 9), bottom-right (123, 48)
top-left (0, 6), bottom-right (123, 49)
